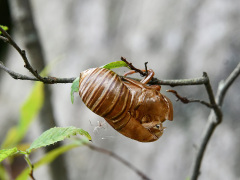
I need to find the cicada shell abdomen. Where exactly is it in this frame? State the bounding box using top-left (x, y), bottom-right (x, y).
top-left (79, 68), bottom-right (133, 130)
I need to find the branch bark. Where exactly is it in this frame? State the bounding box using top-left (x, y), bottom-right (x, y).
top-left (0, 27), bottom-right (208, 86)
top-left (86, 143), bottom-right (151, 180)
top-left (190, 63), bottom-right (240, 180)
top-left (6, 0), bottom-right (68, 179)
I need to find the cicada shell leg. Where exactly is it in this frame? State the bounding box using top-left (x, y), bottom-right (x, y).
top-left (123, 69), bottom-right (155, 84)
top-left (122, 75), bottom-right (161, 93)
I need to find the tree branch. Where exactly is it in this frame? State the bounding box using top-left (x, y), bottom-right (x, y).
top-left (86, 143), bottom-right (151, 180)
top-left (0, 61), bottom-right (76, 83)
top-left (149, 75), bottom-right (208, 86)
top-left (121, 56), bottom-right (208, 86)
top-left (1, 27), bottom-right (208, 86)
top-left (0, 26), bottom-right (75, 84)
top-left (0, 35), bottom-right (9, 42)
top-left (0, 62), bottom-right (38, 81)
top-left (0, 34), bottom-right (208, 86)
top-left (190, 63), bottom-right (240, 180)
top-left (216, 63), bottom-right (240, 106)
top-left (166, 89), bottom-right (213, 108)
top-left (6, 0), bottom-right (69, 178)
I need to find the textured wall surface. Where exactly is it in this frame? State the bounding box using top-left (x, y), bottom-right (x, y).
top-left (0, 0), bottom-right (240, 180)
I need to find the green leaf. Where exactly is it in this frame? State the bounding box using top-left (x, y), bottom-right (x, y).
top-left (1, 82), bottom-right (44, 149)
top-left (1, 127), bottom-right (18, 149)
top-left (0, 147), bottom-right (18, 162)
top-left (1, 61), bottom-right (58, 149)
top-left (16, 141), bottom-right (86, 180)
top-left (100, 61), bottom-right (129, 70)
top-left (70, 77), bottom-right (79, 104)
top-left (27, 127), bottom-right (91, 153)
top-left (0, 164), bottom-right (9, 180)
top-left (0, 25), bottom-right (8, 35)
top-left (17, 60), bottom-right (58, 142)
top-left (18, 82), bottom-right (44, 140)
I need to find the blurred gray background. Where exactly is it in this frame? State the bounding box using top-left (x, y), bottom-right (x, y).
top-left (0, 0), bottom-right (240, 180)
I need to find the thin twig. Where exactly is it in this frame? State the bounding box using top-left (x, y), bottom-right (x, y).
top-left (121, 57), bottom-right (208, 86)
top-left (216, 63), bottom-right (240, 106)
top-left (167, 89), bottom-right (213, 108)
top-left (1, 28), bottom-right (208, 86)
top-left (0, 58), bottom-right (208, 86)
top-left (0, 27), bottom-right (209, 86)
top-left (0, 35), bottom-right (9, 42)
top-left (148, 75), bottom-right (208, 86)
top-left (190, 72), bottom-right (222, 180)
top-left (0, 62), bottom-right (38, 81)
top-left (203, 73), bottom-right (219, 112)
top-left (121, 56), bottom-right (147, 76)
top-left (0, 61), bottom-right (76, 83)
top-left (144, 62), bottom-right (148, 76)
top-left (0, 26), bottom-right (40, 80)
top-left (190, 63), bottom-right (240, 180)
top-left (86, 143), bottom-right (151, 180)
top-left (1, 26), bottom-right (74, 84)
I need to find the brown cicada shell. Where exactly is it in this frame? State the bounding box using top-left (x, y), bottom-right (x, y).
top-left (79, 67), bottom-right (173, 142)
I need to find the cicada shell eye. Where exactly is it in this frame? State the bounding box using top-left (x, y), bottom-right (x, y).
top-left (141, 121), bottom-right (165, 140)
top-left (149, 123), bottom-right (165, 138)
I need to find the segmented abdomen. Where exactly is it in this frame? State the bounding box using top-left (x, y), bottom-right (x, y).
top-left (79, 68), bottom-right (133, 129)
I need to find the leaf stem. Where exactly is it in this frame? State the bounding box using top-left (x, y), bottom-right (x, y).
top-left (24, 154), bottom-right (35, 180)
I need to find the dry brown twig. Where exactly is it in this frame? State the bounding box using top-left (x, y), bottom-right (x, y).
top-left (121, 56), bottom-right (148, 76)
top-left (1, 26), bottom-right (240, 180)
top-left (166, 89), bottom-right (213, 108)
top-left (86, 143), bottom-right (151, 180)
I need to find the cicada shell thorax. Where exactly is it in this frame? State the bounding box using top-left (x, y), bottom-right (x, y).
top-left (121, 77), bottom-right (173, 141)
top-left (121, 75), bottom-right (173, 121)
top-left (79, 68), bottom-right (133, 130)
